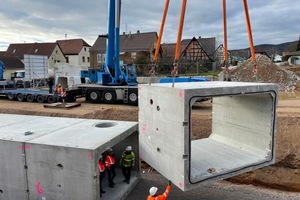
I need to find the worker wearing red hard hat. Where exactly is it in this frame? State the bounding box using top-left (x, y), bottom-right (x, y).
top-left (147, 181), bottom-right (171, 200)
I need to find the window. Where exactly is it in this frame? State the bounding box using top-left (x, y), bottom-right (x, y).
top-left (87, 57), bottom-right (90, 63)
top-left (97, 54), bottom-right (106, 63)
top-left (84, 47), bottom-right (87, 51)
top-left (66, 57), bottom-right (69, 63)
top-left (97, 54), bottom-right (102, 63)
top-left (82, 56), bottom-right (85, 62)
top-left (13, 49), bottom-right (16, 54)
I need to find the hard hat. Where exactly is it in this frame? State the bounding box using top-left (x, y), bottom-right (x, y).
top-left (58, 84), bottom-right (61, 86)
top-left (149, 187), bottom-right (158, 196)
top-left (126, 146), bottom-right (132, 151)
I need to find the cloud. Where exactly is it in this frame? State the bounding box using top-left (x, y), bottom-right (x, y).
top-left (0, 0), bottom-right (299, 51)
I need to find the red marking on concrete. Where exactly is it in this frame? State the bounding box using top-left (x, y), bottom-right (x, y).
top-left (18, 146), bottom-right (22, 149)
top-left (25, 145), bottom-right (30, 149)
top-left (179, 182), bottom-right (183, 188)
top-left (138, 87), bottom-right (142, 90)
top-left (88, 153), bottom-right (92, 158)
top-left (139, 153), bottom-right (142, 159)
top-left (141, 123), bottom-right (147, 134)
top-left (179, 92), bottom-right (183, 97)
top-left (36, 181), bottom-right (44, 195)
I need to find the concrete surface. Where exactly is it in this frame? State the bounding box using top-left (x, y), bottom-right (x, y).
top-left (138, 81), bottom-right (278, 191)
top-left (0, 114), bottom-right (139, 200)
top-left (125, 171), bottom-right (300, 200)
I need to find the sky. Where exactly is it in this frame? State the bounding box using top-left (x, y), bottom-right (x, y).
top-left (0, 0), bottom-right (299, 51)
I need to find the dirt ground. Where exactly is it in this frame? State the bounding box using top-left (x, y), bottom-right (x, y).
top-left (0, 95), bottom-right (300, 195)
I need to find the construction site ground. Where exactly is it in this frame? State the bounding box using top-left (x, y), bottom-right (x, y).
top-left (0, 94), bottom-right (300, 199)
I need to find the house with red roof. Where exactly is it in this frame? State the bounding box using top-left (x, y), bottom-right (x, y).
top-left (90, 31), bottom-right (159, 71)
top-left (56, 39), bottom-right (91, 67)
top-left (5, 43), bottom-right (66, 69)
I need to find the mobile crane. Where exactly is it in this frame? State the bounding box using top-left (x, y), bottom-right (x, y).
top-left (75, 0), bottom-right (139, 105)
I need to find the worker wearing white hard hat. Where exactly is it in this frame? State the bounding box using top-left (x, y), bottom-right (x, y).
top-left (120, 146), bottom-right (135, 184)
top-left (147, 181), bottom-right (171, 200)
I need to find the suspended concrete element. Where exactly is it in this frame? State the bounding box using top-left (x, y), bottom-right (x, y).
top-left (138, 81), bottom-right (278, 191)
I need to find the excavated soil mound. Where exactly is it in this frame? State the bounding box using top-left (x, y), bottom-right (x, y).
top-left (231, 54), bottom-right (300, 91)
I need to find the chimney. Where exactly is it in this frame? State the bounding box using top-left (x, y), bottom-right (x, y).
top-left (123, 32), bottom-right (126, 35)
top-left (137, 30), bottom-right (140, 34)
top-left (199, 36), bottom-right (201, 39)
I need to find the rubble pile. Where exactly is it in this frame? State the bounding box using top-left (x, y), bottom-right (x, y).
top-left (230, 54), bottom-right (300, 91)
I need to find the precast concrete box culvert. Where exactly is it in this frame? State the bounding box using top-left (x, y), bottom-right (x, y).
top-left (138, 81), bottom-right (278, 191)
top-left (0, 114), bottom-right (139, 200)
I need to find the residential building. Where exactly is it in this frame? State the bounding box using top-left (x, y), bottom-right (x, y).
top-left (90, 31), bottom-right (159, 69)
top-left (5, 43), bottom-right (66, 69)
top-left (56, 39), bottom-right (91, 67)
top-left (288, 51), bottom-right (300, 65)
top-left (161, 36), bottom-right (217, 73)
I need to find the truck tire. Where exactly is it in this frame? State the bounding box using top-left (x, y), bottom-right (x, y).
top-left (16, 93), bottom-right (24, 102)
top-left (87, 90), bottom-right (101, 103)
top-left (102, 90), bottom-right (116, 104)
top-left (128, 90), bottom-right (138, 105)
top-left (7, 92), bottom-right (14, 100)
top-left (47, 96), bottom-right (55, 104)
top-left (36, 95), bottom-right (44, 103)
top-left (26, 94), bottom-right (34, 102)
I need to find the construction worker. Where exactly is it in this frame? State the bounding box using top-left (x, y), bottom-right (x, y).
top-left (55, 84), bottom-right (63, 95)
top-left (120, 146), bottom-right (135, 184)
top-left (147, 181), bottom-right (171, 200)
top-left (98, 156), bottom-right (105, 197)
top-left (105, 148), bottom-right (116, 187)
top-left (48, 77), bottom-right (54, 93)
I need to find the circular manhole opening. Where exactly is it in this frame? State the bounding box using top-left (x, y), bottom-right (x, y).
top-left (94, 122), bottom-right (118, 128)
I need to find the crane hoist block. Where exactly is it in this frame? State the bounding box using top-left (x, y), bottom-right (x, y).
top-left (138, 81), bottom-right (278, 191)
top-left (0, 114), bottom-right (139, 200)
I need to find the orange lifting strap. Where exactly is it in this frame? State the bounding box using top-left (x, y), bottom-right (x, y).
top-left (243, 0), bottom-right (258, 77)
top-left (172, 0), bottom-right (187, 77)
top-left (223, 0), bottom-right (230, 81)
top-left (150, 0), bottom-right (170, 75)
top-left (223, 0), bottom-right (257, 81)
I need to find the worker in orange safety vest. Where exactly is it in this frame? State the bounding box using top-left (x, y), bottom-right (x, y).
top-left (105, 148), bottom-right (116, 187)
top-left (56, 84), bottom-right (63, 93)
top-left (98, 155), bottom-right (105, 197)
top-left (147, 180), bottom-right (171, 200)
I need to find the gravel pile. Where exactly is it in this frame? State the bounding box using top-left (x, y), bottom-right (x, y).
top-left (230, 54), bottom-right (300, 91)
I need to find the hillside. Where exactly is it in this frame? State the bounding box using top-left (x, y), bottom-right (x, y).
top-left (229, 40), bottom-right (298, 58)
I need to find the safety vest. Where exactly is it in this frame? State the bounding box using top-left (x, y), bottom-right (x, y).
top-left (105, 155), bottom-right (115, 169)
top-left (98, 161), bottom-right (105, 174)
top-left (120, 151), bottom-right (135, 167)
top-left (57, 87), bottom-right (63, 93)
top-left (147, 185), bottom-right (171, 200)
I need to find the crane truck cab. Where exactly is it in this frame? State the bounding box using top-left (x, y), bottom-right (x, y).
top-left (96, 63), bottom-right (137, 86)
